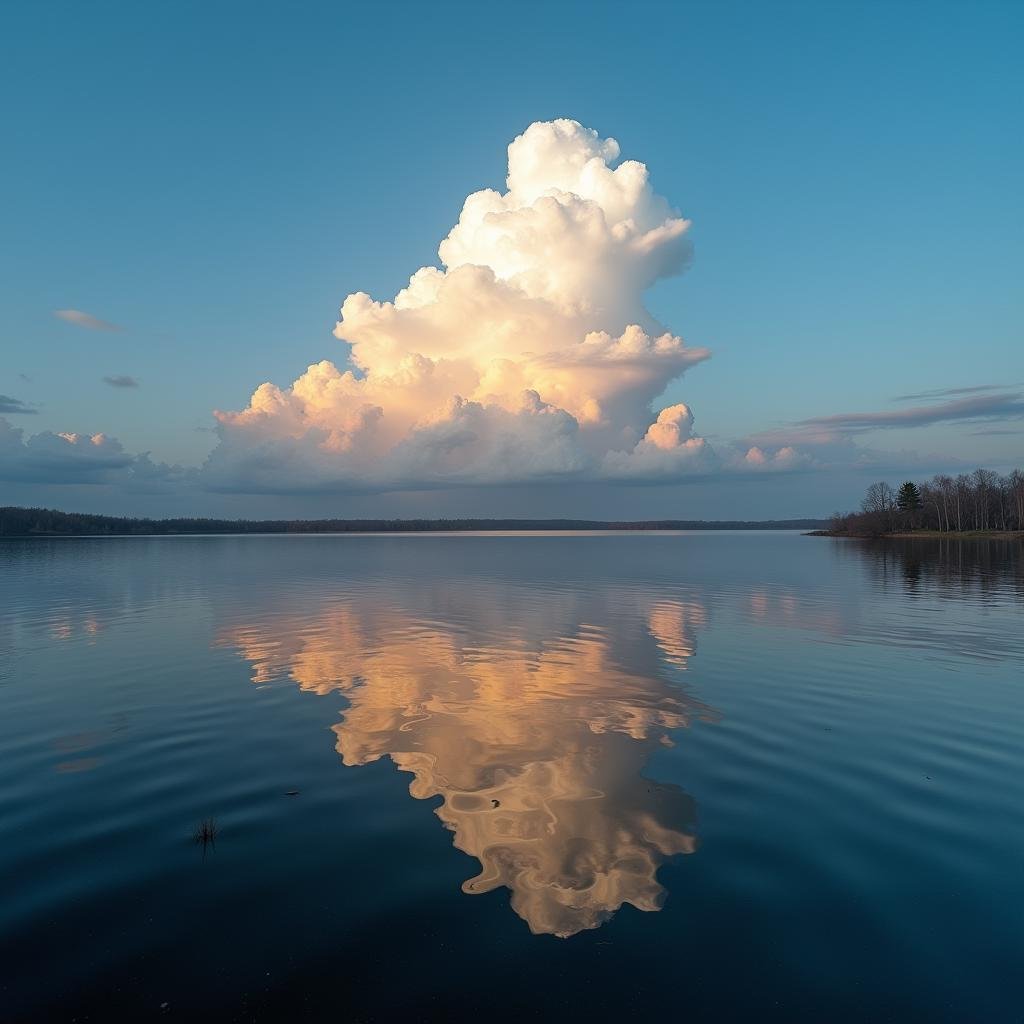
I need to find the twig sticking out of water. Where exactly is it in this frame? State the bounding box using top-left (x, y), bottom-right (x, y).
top-left (192, 817), bottom-right (218, 856)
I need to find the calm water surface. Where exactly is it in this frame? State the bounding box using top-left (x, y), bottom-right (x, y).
top-left (1, 533), bottom-right (1021, 1021)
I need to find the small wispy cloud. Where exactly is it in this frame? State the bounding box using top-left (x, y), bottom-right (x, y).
top-left (891, 384), bottom-right (1004, 402)
top-left (969, 428), bottom-right (1023, 437)
top-left (0, 394), bottom-right (38, 415)
top-left (18, 373), bottom-right (32, 383)
top-left (102, 375), bottom-right (139, 389)
top-left (54, 309), bottom-right (124, 332)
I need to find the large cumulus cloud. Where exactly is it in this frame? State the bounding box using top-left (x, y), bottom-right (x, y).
top-left (205, 119), bottom-right (743, 494)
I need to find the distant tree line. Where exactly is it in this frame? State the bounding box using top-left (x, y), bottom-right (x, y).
top-left (829, 468), bottom-right (1024, 537)
top-left (0, 507), bottom-right (829, 537)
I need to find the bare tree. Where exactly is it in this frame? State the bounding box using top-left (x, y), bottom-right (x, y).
top-left (1010, 469), bottom-right (1024, 529)
top-left (861, 481), bottom-right (897, 533)
top-left (935, 474), bottom-right (954, 532)
top-left (921, 481), bottom-right (944, 532)
top-left (954, 474), bottom-right (970, 532)
top-left (972, 468), bottom-right (999, 531)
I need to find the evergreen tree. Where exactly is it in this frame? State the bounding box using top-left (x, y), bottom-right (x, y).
top-left (896, 481), bottom-right (923, 529)
top-left (896, 481), bottom-right (923, 513)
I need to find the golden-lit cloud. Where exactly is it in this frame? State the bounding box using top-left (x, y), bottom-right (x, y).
top-left (217, 588), bottom-right (717, 936)
top-left (205, 120), bottom-right (726, 493)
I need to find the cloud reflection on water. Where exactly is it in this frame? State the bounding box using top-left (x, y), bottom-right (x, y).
top-left (218, 589), bottom-right (717, 937)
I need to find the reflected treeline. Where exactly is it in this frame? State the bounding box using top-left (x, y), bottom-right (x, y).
top-left (844, 537), bottom-right (1024, 602)
top-left (217, 586), bottom-right (717, 937)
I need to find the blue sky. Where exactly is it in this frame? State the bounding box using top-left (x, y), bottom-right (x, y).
top-left (2, 0), bottom-right (1021, 518)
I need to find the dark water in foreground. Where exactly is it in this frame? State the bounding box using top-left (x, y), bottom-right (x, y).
top-left (1, 533), bottom-right (1021, 1021)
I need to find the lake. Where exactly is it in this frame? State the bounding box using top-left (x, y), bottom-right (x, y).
top-left (1, 532), bottom-right (1021, 1021)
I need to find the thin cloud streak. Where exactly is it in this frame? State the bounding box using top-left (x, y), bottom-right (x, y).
top-left (796, 392), bottom-right (1024, 435)
top-left (54, 309), bottom-right (124, 332)
top-left (0, 395), bottom-right (38, 415)
top-left (102, 375), bottom-right (140, 388)
top-left (892, 384), bottom-right (1004, 402)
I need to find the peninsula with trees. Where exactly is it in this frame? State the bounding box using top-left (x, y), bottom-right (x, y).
top-left (821, 467), bottom-right (1024, 538)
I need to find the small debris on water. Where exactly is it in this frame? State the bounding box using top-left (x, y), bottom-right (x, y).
top-left (192, 816), bottom-right (218, 856)
top-left (285, 790), bottom-right (300, 796)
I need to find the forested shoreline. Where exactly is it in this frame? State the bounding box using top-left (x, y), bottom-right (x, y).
top-left (824, 468), bottom-right (1024, 538)
top-left (0, 507), bottom-right (827, 536)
